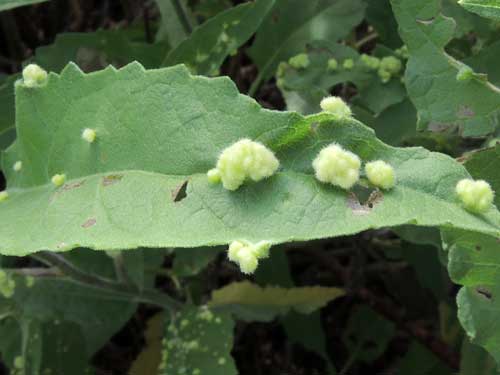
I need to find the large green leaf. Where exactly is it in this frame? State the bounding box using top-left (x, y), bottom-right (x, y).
top-left (163, 0), bottom-right (274, 75)
top-left (391, 0), bottom-right (500, 136)
top-left (248, 0), bottom-right (365, 84)
top-left (0, 62), bottom-right (499, 256)
top-left (0, 0), bottom-right (48, 11)
top-left (208, 281), bottom-right (345, 321)
top-left (459, 0), bottom-right (500, 21)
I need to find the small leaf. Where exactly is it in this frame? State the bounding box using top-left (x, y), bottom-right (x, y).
top-left (209, 281), bottom-right (345, 321)
top-left (160, 306), bottom-right (237, 375)
top-left (155, 0), bottom-right (195, 48)
top-left (443, 228), bottom-right (500, 364)
top-left (173, 247), bottom-right (223, 277)
top-left (163, 0), bottom-right (275, 75)
top-left (397, 341), bottom-right (453, 374)
top-left (460, 338), bottom-right (498, 375)
top-left (459, 0), bottom-right (500, 21)
top-left (248, 0), bottom-right (366, 83)
top-left (343, 306), bottom-right (395, 362)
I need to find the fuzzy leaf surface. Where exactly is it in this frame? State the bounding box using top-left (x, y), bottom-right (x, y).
top-left (0, 62), bottom-right (499, 256)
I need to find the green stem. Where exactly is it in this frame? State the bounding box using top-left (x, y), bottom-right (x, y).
top-left (339, 344), bottom-right (361, 375)
top-left (33, 252), bottom-right (182, 311)
top-left (248, 71), bottom-right (264, 97)
top-left (171, 0), bottom-right (192, 35)
top-left (354, 32), bottom-right (378, 49)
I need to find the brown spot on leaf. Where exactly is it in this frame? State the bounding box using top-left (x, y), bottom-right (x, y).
top-left (347, 190), bottom-right (384, 215)
top-left (81, 218), bottom-right (96, 228)
top-left (61, 180), bottom-right (86, 191)
top-left (49, 180), bottom-right (86, 203)
top-left (475, 245), bottom-right (481, 251)
top-left (172, 180), bottom-right (189, 202)
top-left (428, 122), bottom-right (454, 132)
top-left (102, 174), bottom-right (123, 187)
top-left (476, 287), bottom-right (492, 300)
top-left (457, 105), bottom-right (475, 118)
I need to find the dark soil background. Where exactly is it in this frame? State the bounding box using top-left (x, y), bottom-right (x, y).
top-left (0, 1), bottom-right (461, 374)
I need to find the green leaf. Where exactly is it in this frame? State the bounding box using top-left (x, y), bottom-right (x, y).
top-left (34, 30), bottom-right (169, 72)
top-left (173, 247), bottom-right (223, 277)
top-left (0, 318), bottom-right (93, 375)
top-left (398, 341), bottom-right (453, 374)
top-left (353, 100), bottom-right (417, 146)
top-left (391, 0), bottom-right (500, 136)
top-left (365, 0), bottom-right (402, 48)
top-left (283, 311), bottom-right (337, 374)
top-left (163, 0), bottom-right (274, 75)
top-left (160, 305), bottom-right (237, 375)
top-left (0, 75), bottom-right (18, 148)
top-left (155, 0), bottom-right (195, 47)
top-left (466, 41), bottom-right (500, 86)
top-left (459, 0), bottom-right (500, 21)
top-left (248, 0), bottom-right (365, 84)
top-left (343, 306), bottom-right (395, 362)
top-left (463, 144), bottom-right (500, 208)
top-left (1, 63), bottom-right (499, 256)
top-left (460, 338), bottom-right (498, 375)
top-left (278, 42), bottom-right (406, 115)
top-left (444, 229), bottom-right (500, 364)
top-left (0, 0), bottom-right (48, 11)
top-left (192, 0), bottom-right (232, 19)
top-left (208, 281), bottom-right (345, 321)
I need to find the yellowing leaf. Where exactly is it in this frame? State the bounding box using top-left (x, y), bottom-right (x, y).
top-left (209, 280), bottom-right (345, 321)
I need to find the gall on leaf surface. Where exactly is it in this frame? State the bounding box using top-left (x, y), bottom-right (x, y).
top-left (0, 62), bottom-right (499, 256)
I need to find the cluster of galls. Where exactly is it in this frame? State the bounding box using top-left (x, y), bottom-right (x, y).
top-left (206, 96), bottom-right (495, 274)
top-left (283, 45), bottom-right (408, 85)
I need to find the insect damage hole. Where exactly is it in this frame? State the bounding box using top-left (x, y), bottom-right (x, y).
top-left (476, 287), bottom-right (493, 300)
top-left (172, 180), bottom-right (189, 202)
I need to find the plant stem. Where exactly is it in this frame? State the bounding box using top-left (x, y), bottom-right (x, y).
top-left (112, 252), bottom-right (134, 286)
top-left (339, 344), bottom-right (361, 375)
top-left (355, 32), bottom-right (378, 49)
top-left (248, 71), bottom-right (264, 97)
top-left (33, 252), bottom-right (182, 311)
top-left (171, 0), bottom-right (192, 36)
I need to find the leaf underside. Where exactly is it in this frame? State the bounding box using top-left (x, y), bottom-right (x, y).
top-left (0, 62), bottom-right (499, 256)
